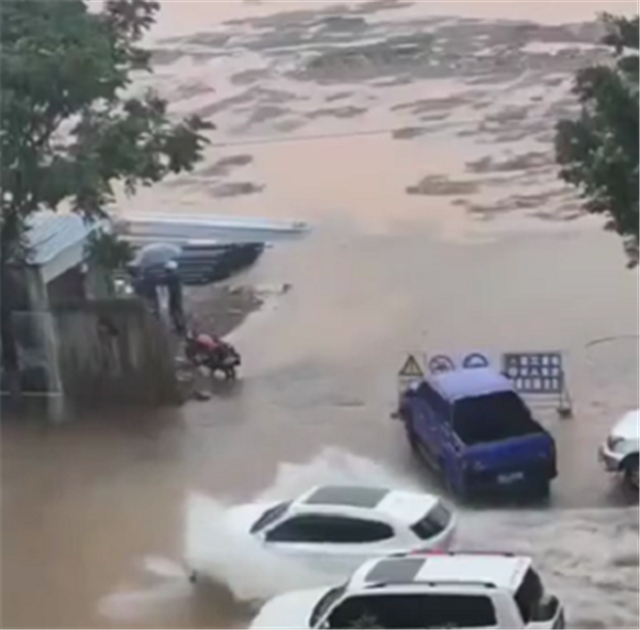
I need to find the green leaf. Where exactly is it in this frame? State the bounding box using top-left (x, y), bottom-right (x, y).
top-left (555, 13), bottom-right (639, 265)
top-left (0, 0), bottom-right (213, 368)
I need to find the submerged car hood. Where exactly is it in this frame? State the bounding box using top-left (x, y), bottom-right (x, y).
top-left (250, 587), bottom-right (331, 629)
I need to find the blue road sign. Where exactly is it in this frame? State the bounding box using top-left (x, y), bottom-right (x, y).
top-left (462, 352), bottom-right (490, 369)
top-left (428, 355), bottom-right (456, 374)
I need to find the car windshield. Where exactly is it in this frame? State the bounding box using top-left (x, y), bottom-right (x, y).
top-left (309, 585), bottom-right (347, 627)
top-left (249, 501), bottom-right (291, 534)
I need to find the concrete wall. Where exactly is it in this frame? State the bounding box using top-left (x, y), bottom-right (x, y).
top-left (47, 266), bottom-right (86, 307)
top-left (53, 298), bottom-right (180, 407)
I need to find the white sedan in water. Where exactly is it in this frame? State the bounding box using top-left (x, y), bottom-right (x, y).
top-left (599, 409), bottom-right (639, 489)
top-left (190, 485), bottom-right (455, 580)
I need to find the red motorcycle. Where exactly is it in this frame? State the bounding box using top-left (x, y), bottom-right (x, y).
top-left (184, 331), bottom-right (241, 381)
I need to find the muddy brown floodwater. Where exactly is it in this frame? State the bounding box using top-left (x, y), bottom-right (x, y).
top-left (2, 1), bottom-right (639, 629)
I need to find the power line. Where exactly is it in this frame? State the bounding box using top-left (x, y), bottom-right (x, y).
top-left (208, 126), bottom-right (403, 147)
top-left (207, 113), bottom-right (558, 148)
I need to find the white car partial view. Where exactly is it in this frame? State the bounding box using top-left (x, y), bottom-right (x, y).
top-left (190, 485), bottom-right (455, 581)
top-left (251, 551), bottom-right (565, 629)
top-left (598, 408), bottom-right (639, 489)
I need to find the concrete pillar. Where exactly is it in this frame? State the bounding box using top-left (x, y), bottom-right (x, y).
top-left (24, 267), bottom-right (66, 422)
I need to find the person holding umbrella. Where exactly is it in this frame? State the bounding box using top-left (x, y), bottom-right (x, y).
top-left (131, 243), bottom-right (184, 328)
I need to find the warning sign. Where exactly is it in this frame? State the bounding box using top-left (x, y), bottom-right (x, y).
top-left (399, 354), bottom-right (424, 379)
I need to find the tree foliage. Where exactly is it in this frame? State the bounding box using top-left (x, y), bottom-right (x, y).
top-left (85, 231), bottom-right (135, 273)
top-left (555, 13), bottom-right (639, 266)
top-left (0, 0), bottom-right (213, 369)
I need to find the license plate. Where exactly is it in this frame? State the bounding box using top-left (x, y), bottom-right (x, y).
top-left (497, 471), bottom-right (524, 484)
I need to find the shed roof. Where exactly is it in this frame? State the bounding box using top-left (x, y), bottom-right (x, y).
top-left (26, 212), bottom-right (102, 266)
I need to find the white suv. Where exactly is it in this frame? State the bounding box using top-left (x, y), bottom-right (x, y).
top-left (598, 409), bottom-right (639, 489)
top-left (250, 551), bottom-right (565, 629)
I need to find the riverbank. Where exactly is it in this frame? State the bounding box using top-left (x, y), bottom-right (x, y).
top-left (184, 284), bottom-right (264, 338)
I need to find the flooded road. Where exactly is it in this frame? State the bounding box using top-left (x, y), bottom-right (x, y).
top-left (2, 1), bottom-right (639, 628)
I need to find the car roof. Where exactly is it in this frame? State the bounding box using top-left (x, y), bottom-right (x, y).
top-left (294, 486), bottom-right (440, 525)
top-left (350, 552), bottom-right (531, 592)
top-left (428, 367), bottom-right (515, 402)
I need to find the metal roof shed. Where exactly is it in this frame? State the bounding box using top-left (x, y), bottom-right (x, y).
top-left (25, 212), bottom-right (106, 285)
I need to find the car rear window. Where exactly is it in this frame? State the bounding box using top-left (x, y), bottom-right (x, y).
top-left (453, 391), bottom-right (540, 445)
top-left (249, 501), bottom-right (291, 534)
top-left (327, 593), bottom-right (497, 629)
top-left (411, 502), bottom-right (451, 540)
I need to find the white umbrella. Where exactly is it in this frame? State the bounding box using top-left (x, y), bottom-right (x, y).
top-left (132, 243), bottom-right (182, 270)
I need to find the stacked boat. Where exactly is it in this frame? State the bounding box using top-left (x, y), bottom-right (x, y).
top-left (117, 213), bottom-right (309, 286)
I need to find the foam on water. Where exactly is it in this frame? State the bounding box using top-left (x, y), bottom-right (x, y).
top-left (142, 555), bottom-right (191, 579)
top-left (457, 508), bottom-right (639, 628)
top-left (184, 492), bottom-right (326, 601)
top-left (253, 446), bottom-right (423, 501)
top-left (183, 447), bottom-right (638, 628)
top-left (99, 576), bottom-right (192, 622)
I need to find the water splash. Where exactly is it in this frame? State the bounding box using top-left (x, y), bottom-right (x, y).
top-left (183, 447), bottom-right (638, 627)
top-left (184, 447), bottom-right (421, 601)
top-left (99, 580), bottom-right (192, 622)
top-left (254, 446), bottom-right (422, 502)
top-left (184, 492), bottom-right (327, 601)
top-left (456, 507), bottom-right (640, 628)
top-left (102, 448), bottom-right (638, 628)
top-left (142, 555), bottom-right (190, 579)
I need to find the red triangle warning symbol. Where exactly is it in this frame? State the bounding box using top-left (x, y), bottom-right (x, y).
top-left (399, 354), bottom-right (424, 378)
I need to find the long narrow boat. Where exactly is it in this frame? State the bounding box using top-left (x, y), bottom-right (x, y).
top-left (117, 213), bottom-right (310, 244)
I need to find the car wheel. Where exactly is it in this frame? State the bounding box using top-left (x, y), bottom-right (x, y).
top-left (404, 419), bottom-right (418, 452)
top-left (623, 455), bottom-right (639, 490)
top-left (535, 479), bottom-right (551, 502)
top-left (450, 480), bottom-right (470, 505)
